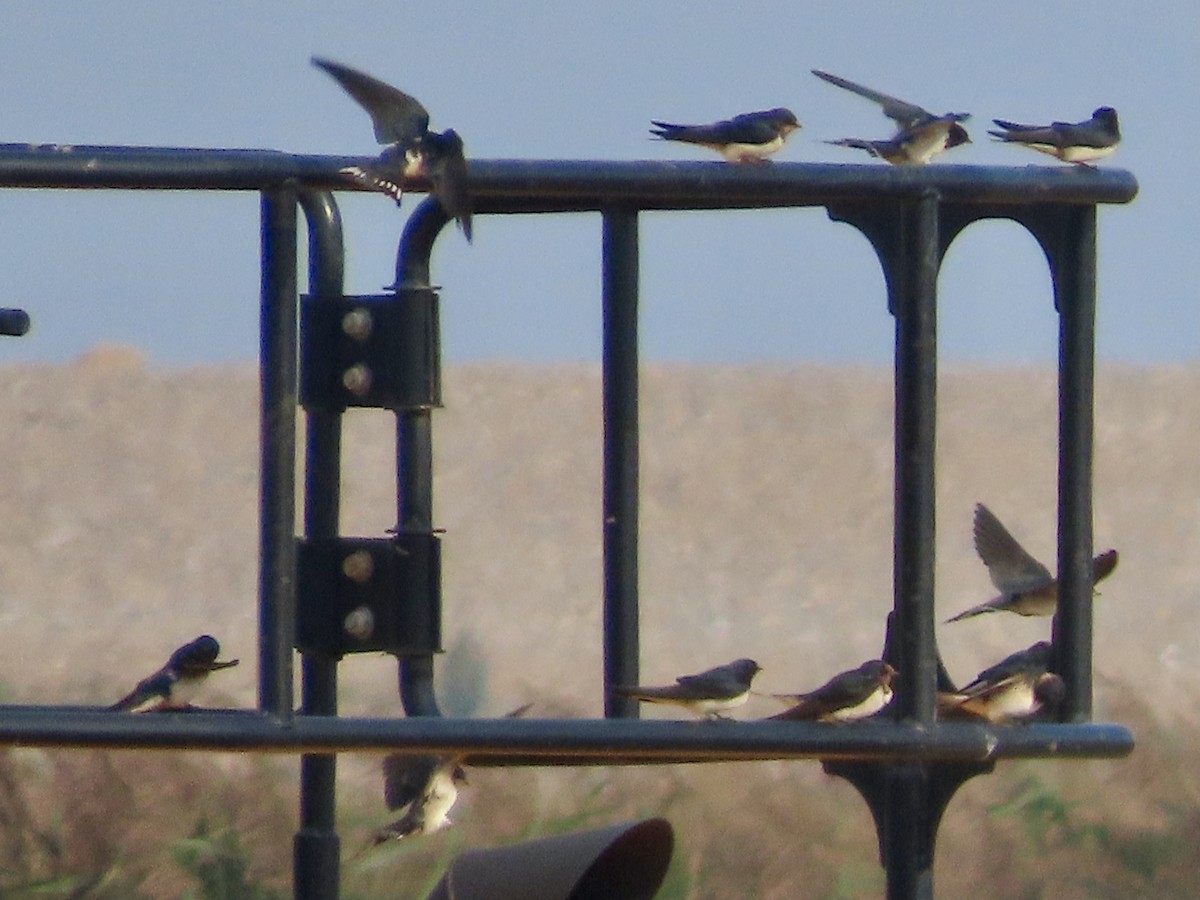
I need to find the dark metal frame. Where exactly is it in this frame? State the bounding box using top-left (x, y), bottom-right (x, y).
top-left (0, 145), bottom-right (1137, 900)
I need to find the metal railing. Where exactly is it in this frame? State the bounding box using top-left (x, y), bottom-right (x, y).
top-left (0, 144), bottom-right (1138, 899)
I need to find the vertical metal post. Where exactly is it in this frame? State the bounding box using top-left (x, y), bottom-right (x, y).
top-left (294, 190), bottom-right (346, 900)
top-left (396, 409), bottom-right (443, 716)
top-left (258, 185), bottom-right (298, 720)
top-left (397, 411), bottom-right (436, 532)
top-left (601, 207), bottom-right (640, 717)
top-left (886, 190), bottom-right (941, 900)
top-left (394, 199), bottom-right (449, 717)
top-left (1052, 206), bottom-right (1098, 721)
top-left (891, 190), bottom-right (940, 729)
top-left (828, 192), bottom-right (1011, 900)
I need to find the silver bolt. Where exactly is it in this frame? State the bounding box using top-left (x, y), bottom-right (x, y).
top-left (344, 606), bottom-right (375, 641)
top-left (342, 364), bottom-right (372, 396)
top-left (342, 308), bottom-right (373, 341)
top-left (341, 550), bottom-right (374, 582)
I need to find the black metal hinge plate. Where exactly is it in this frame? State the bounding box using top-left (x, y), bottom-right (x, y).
top-left (300, 291), bottom-right (441, 410)
top-left (296, 533), bottom-right (442, 656)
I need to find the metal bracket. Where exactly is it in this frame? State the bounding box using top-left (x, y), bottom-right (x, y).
top-left (300, 290), bottom-right (441, 411)
top-left (824, 758), bottom-right (994, 891)
top-left (296, 533), bottom-right (442, 656)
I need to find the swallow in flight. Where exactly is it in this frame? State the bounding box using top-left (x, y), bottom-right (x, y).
top-left (812, 69), bottom-right (970, 165)
top-left (371, 754), bottom-right (468, 844)
top-left (368, 703), bottom-right (532, 846)
top-left (312, 57), bottom-right (473, 240)
top-left (945, 503), bottom-right (1118, 623)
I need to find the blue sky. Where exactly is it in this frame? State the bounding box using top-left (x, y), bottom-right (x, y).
top-left (0, 3), bottom-right (1191, 366)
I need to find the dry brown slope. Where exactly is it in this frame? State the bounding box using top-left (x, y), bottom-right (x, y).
top-left (0, 350), bottom-right (1196, 727)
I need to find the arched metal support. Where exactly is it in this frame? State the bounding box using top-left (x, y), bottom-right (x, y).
top-left (826, 191), bottom-right (1105, 896)
top-left (828, 191), bottom-right (951, 899)
top-left (294, 189), bottom-right (347, 900)
top-left (823, 758), bottom-right (994, 899)
top-left (830, 191), bottom-right (942, 726)
top-left (1046, 206), bottom-right (1098, 722)
top-left (935, 203), bottom-right (1099, 721)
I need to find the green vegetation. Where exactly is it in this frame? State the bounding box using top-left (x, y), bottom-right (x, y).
top-left (0, 700), bottom-right (1197, 898)
top-left (173, 821), bottom-right (282, 900)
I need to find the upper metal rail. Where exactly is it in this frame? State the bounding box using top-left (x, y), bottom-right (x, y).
top-left (0, 144), bottom-right (1137, 208)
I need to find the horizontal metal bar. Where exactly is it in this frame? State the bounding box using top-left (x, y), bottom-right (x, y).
top-left (0, 707), bottom-right (1132, 763)
top-left (0, 145), bottom-right (1138, 209)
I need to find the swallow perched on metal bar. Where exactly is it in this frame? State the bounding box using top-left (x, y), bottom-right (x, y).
top-left (988, 107), bottom-right (1120, 166)
top-left (938, 643), bottom-right (1064, 723)
top-left (368, 703), bottom-right (532, 847)
top-left (312, 57), bottom-right (473, 241)
top-left (613, 658), bottom-right (761, 719)
top-left (945, 503), bottom-right (1118, 623)
top-left (960, 641), bottom-right (1052, 694)
top-left (649, 109), bottom-right (801, 164)
top-left (812, 69), bottom-right (970, 165)
top-left (764, 659), bottom-right (896, 722)
top-left (108, 635), bottom-right (239, 712)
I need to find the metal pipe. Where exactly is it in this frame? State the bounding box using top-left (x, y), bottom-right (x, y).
top-left (295, 190), bottom-right (346, 900)
top-left (601, 207), bottom-right (641, 718)
top-left (393, 196), bottom-right (451, 290)
top-left (0, 145), bottom-right (1139, 209)
top-left (393, 197), bottom-right (448, 718)
top-left (0, 308), bottom-right (30, 336)
top-left (258, 185), bottom-right (299, 720)
top-left (1053, 206), bottom-right (1099, 721)
top-left (880, 191), bottom-right (941, 900)
top-left (890, 191), bottom-right (940, 728)
top-left (299, 191), bottom-right (345, 297)
top-left (0, 709), bottom-right (1134, 762)
top-left (399, 654), bottom-right (442, 717)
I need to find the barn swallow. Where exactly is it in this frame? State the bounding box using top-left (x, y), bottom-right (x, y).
top-left (650, 109), bottom-right (800, 164)
top-left (764, 659), bottom-right (896, 722)
top-left (945, 503), bottom-right (1118, 623)
top-left (312, 57), bottom-right (473, 241)
top-left (989, 107), bottom-right (1120, 166)
top-left (107, 635), bottom-right (239, 712)
top-left (371, 755), bottom-right (467, 844)
top-left (369, 703), bottom-right (532, 847)
top-left (959, 642), bottom-right (1051, 695)
top-left (613, 658), bottom-right (761, 719)
top-left (938, 646), bottom-right (1064, 723)
top-left (812, 69), bottom-right (970, 165)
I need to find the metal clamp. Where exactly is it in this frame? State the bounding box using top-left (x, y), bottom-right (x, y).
top-left (300, 290), bottom-right (440, 410)
top-left (296, 533), bottom-right (442, 656)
